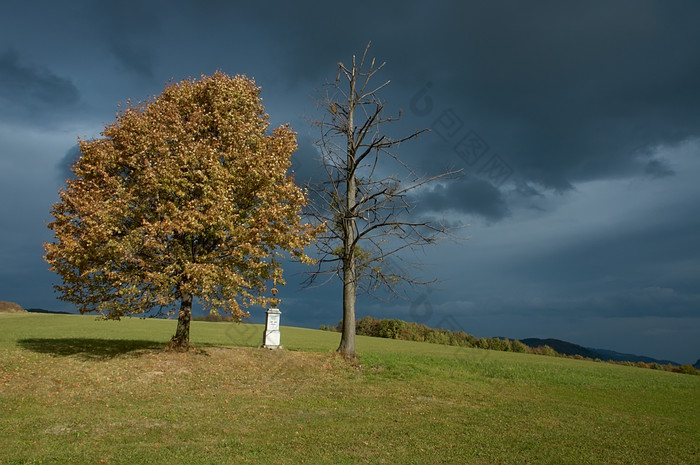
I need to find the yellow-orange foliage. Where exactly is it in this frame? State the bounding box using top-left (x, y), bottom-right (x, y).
top-left (45, 73), bottom-right (320, 324)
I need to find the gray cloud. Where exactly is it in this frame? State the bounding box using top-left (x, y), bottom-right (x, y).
top-left (510, 287), bottom-right (700, 320)
top-left (644, 158), bottom-right (675, 178)
top-left (99, 1), bottom-right (160, 79)
top-left (0, 50), bottom-right (79, 120)
top-left (108, 42), bottom-right (156, 79)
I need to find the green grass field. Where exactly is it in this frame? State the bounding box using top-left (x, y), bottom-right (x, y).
top-left (1, 313), bottom-right (698, 464)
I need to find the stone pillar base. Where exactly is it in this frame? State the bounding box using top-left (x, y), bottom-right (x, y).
top-left (262, 307), bottom-right (282, 349)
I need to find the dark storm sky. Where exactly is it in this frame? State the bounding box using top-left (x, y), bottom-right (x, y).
top-left (1, 0), bottom-right (698, 363)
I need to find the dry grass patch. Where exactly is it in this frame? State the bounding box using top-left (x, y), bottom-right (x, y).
top-left (0, 301), bottom-right (25, 313)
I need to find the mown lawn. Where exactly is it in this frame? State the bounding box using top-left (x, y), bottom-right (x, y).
top-left (1, 313), bottom-right (698, 464)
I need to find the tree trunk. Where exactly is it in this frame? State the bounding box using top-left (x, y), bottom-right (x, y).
top-left (338, 257), bottom-right (357, 356)
top-left (170, 292), bottom-right (193, 350)
top-left (338, 68), bottom-right (357, 357)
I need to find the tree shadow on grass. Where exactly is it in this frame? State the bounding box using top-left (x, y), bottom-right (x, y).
top-left (17, 338), bottom-right (167, 361)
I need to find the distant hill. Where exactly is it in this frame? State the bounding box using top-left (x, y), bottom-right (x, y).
top-left (590, 348), bottom-right (679, 366)
top-left (26, 308), bottom-right (75, 315)
top-left (693, 359), bottom-right (700, 370)
top-left (0, 301), bottom-right (26, 313)
top-left (520, 338), bottom-right (601, 359)
top-left (519, 337), bottom-right (681, 366)
top-left (0, 303), bottom-right (74, 315)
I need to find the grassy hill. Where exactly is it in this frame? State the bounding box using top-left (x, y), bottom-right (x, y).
top-left (1, 313), bottom-right (698, 464)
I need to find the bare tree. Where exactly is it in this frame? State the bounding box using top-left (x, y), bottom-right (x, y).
top-left (306, 44), bottom-right (460, 356)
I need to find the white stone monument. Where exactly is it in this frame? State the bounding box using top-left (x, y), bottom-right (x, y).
top-left (262, 280), bottom-right (282, 349)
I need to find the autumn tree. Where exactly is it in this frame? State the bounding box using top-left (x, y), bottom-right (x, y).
top-left (307, 44), bottom-right (458, 356)
top-left (45, 72), bottom-right (319, 350)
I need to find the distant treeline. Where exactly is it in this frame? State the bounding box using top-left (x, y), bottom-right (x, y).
top-left (321, 316), bottom-right (530, 353)
top-left (321, 316), bottom-right (699, 376)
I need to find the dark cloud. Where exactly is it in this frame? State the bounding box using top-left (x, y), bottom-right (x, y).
top-left (602, 287), bottom-right (700, 319)
top-left (514, 181), bottom-right (544, 199)
top-left (644, 158), bottom-right (675, 178)
top-left (414, 178), bottom-right (510, 222)
top-left (499, 202), bottom-right (700, 312)
top-left (57, 144), bottom-right (81, 183)
top-left (108, 42), bottom-right (156, 79)
top-left (289, 136), bottom-right (326, 187)
top-left (201, 0), bottom-right (414, 85)
top-left (80, 1), bottom-right (700, 191)
top-left (99, 1), bottom-right (160, 79)
top-left (228, 0), bottom-right (700, 193)
top-left (0, 49), bottom-right (79, 120)
top-left (511, 286), bottom-right (700, 320)
top-left (380, 1), bottom-right (700, 190)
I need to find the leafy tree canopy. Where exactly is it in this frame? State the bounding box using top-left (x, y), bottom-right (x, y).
top-left (45, 72), bottom-right (320, 346)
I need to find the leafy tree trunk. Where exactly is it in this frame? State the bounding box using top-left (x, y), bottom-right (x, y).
top-left (170, 292), bottom-right (193, 350)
